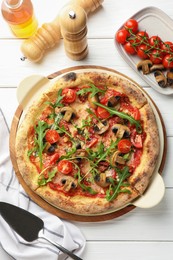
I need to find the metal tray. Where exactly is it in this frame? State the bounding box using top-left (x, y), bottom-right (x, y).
top-left (115, 6), bottom-right (173, 95)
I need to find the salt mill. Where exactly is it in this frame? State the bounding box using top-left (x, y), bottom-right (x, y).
top-left (59, 4), bottom-right (88, 61)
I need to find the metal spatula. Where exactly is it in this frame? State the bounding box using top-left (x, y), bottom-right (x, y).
top-left (0, 202), bottom-right (83, 260)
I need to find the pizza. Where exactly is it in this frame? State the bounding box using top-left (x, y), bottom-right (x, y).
top-left (15, 70), bottom-right (160, 215)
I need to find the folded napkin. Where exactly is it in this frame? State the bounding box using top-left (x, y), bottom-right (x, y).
top-left (0, 108), bottom-right (86, 260)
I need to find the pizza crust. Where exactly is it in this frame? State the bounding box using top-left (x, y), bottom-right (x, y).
top-left (35, 185), bottom-right (139, 215)
top-left (128, 103), bottom-right (160, 194)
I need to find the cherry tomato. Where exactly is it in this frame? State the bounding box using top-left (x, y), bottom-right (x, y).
top-left (137, 44), bottom-right (150, 59)
top-left (161, 41), bottom-right (173, 55)
top-left (124, 19), bottom-right (138, 34)
top-left (149, 49), bottom-right (163, 64)
top-left (149, 36), bottom-right (162, 48)
top-left (118, 139), bottom-right (132, 153)
top-left (45, 129), bottom-right (60, 144)
top-left (115, 29), bottom-right (129, 44)
top-left (62, 88), bottom-right (76, 103)
top-left (96, 106), bottom-right (110, 119)
top-left (44, 153), bottom-right (60, 168)
top-left (130, 129), bottom-right (144, 148)
top-left (57, 160), bottom-right (73, 174)
top-left (162, 54), bottom-right (173, 69)
top-left (136, 31), bottom-right (149, 44)
top-left (124, 40), bottom-right (136, 55)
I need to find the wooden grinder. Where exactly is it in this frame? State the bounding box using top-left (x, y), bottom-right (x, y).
top-left (59, 4), bottom-right (88, 61)
top-left (20, 0), bottom-right (104, 62)
top-left (20, 18), bottom-right (61, 62)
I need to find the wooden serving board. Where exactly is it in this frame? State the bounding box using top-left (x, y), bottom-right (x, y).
top-left (9, 65), bottom-right (167, 222)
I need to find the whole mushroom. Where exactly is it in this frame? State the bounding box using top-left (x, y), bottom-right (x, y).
top-left (137, 59), bottom-right (153, 75)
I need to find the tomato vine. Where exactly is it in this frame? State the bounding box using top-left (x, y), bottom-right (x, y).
top-left (116, 18), bottom-right (173, 69)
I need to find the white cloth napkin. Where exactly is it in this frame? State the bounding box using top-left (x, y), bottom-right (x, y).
top-left (0, 108), bottom-right (86, 260)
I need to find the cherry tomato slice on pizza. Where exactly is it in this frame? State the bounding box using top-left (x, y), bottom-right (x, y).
top-left (45, 129), bottom-right (60, 144)
top-left (62, 88), bottom-right (76, 103)
top-left (96, 106), bottom-right (110, 119)
top-left (57, 160), bottom-right (73, 174)
top-left (118, 139), bottom-right (132, 153)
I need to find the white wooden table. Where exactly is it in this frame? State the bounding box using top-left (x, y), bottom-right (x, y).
top-left (0, 0), bottom-right (173, 259)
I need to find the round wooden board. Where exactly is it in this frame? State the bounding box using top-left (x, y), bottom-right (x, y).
top-left (9, 65), bottom-right (167, 222)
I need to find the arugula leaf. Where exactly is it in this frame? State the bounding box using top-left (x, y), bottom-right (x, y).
top-left (84, 140), bottom-right (119, 179)
top-left (77, 83), bottom-right (107, 97)
top-left (45, 89), bottom-right (64, 108)
top-left (94, 139), bottom-right (119, 166)
top-left (94, 102), bottom-right (142, 133)
top-left (106, 166), bottom-right (131, 202)
top-left (38, 168), bottom-right (57, 186)
top-left (86, 141), bottom-right (105, 162)
top-left (34, 121), bottom-right (48, 168)
top-left (27, 147), bottom-right (37, 157)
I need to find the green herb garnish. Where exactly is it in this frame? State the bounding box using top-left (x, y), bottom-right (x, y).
top-left (77, 83), bottom-right (107, 97)
top-left (106, 166), bottom-right (131, 202)
top-left (45, 89), bottom-right (64, 108)
top-left (38, 168), bottom-right (57, 186)
top-left (34, 121), bottom-right (48, 168)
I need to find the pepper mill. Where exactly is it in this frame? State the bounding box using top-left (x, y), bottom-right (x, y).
top-left (20, 17), bottom-right (61, 62)
top-left (20, 0), bottom-right (104, 62)
top-left (59, 4), bottom-right (88, 60)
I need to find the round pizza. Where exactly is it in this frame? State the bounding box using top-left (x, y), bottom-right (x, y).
top-left (15, 70), bottom-right (160, 215)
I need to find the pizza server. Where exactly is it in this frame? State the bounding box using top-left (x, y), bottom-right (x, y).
top-left (0, 202), bottom-right (83, 260)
